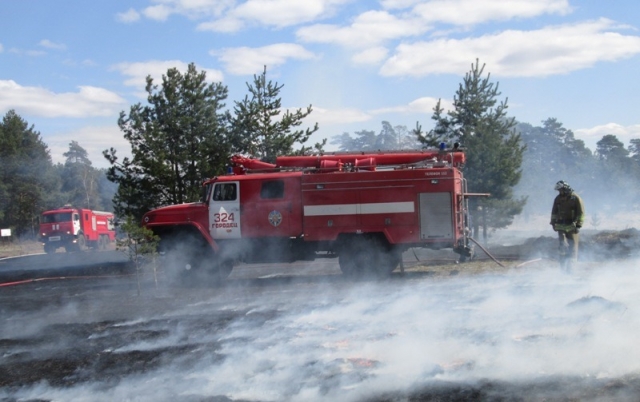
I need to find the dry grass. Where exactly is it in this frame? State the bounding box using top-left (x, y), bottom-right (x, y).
top-left (0, 240), bottom-right (44, 258)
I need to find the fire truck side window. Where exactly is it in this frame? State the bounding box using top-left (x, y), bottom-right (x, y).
top-left (260, 180), bottom-right (284, 199)
top-left (213, 183), bottom-right (237, 201)
top-left (73, 214), bottom-right (79, 221)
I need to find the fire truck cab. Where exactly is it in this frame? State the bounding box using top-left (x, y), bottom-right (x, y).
top-left (143, 148), bottom-right (472, 278)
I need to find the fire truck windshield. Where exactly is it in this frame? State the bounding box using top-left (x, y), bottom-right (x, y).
top-left (42, 212), bottom-right (72, 223)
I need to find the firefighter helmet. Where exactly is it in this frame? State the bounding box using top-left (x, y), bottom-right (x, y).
top-left (554, 180), bottom-right (572, 192)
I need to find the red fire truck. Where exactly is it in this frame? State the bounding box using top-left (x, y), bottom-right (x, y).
top-left (142, 148), bottom-right (473, 277)
top-left (39, 206), bottom-right (116, 253)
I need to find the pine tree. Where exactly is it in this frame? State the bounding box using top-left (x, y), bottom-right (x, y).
top-left (104, 63), bottom-right (230, 220)
top-left (62, 141), bottom-right (102, 210)
top-left (416, 60), bottom-right (526, 241)
top-left (231, 66), bottom-right (323, 163)
top-left (332, 123), bottom-right (420, 151)
top-left (0, 110), bottom-right (60, 237)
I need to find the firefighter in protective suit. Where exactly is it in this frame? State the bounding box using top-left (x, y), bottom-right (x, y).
top-left (550, 180), bottom-right (585, 270)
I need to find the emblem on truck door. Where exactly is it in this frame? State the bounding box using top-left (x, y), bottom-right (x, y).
top-left (268, 210), bottom-right (283, 227)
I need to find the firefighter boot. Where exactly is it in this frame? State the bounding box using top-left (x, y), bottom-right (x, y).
top-left (564, 258), bottom-right (573, 273)
top-left (558, 241), bottom-right (569, 271)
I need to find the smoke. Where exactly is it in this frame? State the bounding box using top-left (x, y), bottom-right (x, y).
top-left (3, 260), bottom-right (640, 401)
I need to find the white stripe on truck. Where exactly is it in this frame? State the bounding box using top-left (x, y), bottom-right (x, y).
top-left (304, 202), bottom-right (414, 216)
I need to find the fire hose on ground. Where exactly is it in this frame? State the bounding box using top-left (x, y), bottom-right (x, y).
top-left (468, 237), bottom-right (542, 268)
top-left (0, 274), bottom-right (135, 288)
top-left (468, 237), bottom-right (506, 268)
top-left (408, 236), bottom-right (542, 271)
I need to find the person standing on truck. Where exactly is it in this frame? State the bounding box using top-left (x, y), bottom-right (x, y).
top-left (550, 180), bottom-right (585, 271)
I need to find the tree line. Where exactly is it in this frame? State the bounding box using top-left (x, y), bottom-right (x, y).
top-left (0, 111), bottom-right (114, 237)
top-left (2, 60), bottom-right (637, 240)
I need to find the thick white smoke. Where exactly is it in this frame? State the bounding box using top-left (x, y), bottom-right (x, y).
top-left (3, 260), bottom-right (640, 401)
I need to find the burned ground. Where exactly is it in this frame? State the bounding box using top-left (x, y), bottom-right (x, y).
top-left (1, 231), bottom-right (640, 401)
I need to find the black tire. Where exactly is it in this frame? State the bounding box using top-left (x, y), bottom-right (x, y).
top-left (76, 234), bottom-right (86, 251)
top-left (100, 235), bottom-right (110, 250)
top-left (338, 235), bottom-right (398, 277)
top-left (338, 251), bottom-right (361, 276)
top-left (217, 259), bottom-right (234, 278)
top-left (159, 230), bottom-right (230, 283)
top-left (44, 243), bottom-right (56, 254)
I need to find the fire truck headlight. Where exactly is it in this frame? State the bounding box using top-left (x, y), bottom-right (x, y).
top-left (431, 179), bottom-right (439, 184)
top-left (66, 231), bottom-right (71, 234)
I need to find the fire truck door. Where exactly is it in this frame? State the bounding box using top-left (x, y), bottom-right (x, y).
top-left (241, 178), bottom-right (301, 238)
top-left (73, 213), bottom-right (81, 235)
top-left (209, 182), bottom-right (241, 240)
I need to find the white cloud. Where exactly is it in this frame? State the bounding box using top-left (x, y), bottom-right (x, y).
top-left (298, 0), bottom-right (570, 50)
top-left (39, 39), bottom-right (66, 50)
top-left (143, 4), bottom-right (173, 21)
top-left (138, 0), bottom-right (348, 31)
top-left (111, 60), bottom-right (224, 96)
top-left (0, 80), bottom-right (126, 118)
top-left (310, 106), bottom-right (372, 126)
top-left (197, 0), bottom-right (349, 32)
top-left (215, 44), bottom-right (316, 75)
top-left (297, 10), bottom-right (427, 48)
top-left (370, 97), bottom-right (451, 115)
top-left (116, 8), bottom-right (141, 23)
top-left (574, 123), bottom-right (640, 151)
top-left (9, 48), bottom-right (46, 57)
top-left (198, 17), bottom-right (243, 33)
top-left (48, 125), bottom-right (130, 169)
top-left (412, 0), bottom-right (571, 26)
top-left (352, 46), bottom-right (389, 65)
top-left (380, 19), bottom-right (640, 77)
top-left (144, 0), bottom-right (234, 21)
top-left (380, 0), bottom-right (421, 9)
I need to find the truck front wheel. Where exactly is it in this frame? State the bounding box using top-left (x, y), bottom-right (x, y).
top-left (44, 243), bottom-right (56, 254)
top-left (76, 234), bottom-right (86, 251)
top-left (159, 230), bottom-right (232, 282)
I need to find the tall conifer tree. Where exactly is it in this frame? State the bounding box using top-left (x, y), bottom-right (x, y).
top-left (104, 63), bottom-right (230, 220)
top-left (230, 66), bottom-right (323, 163)
top-left (416, 60), bottom-right (526, 241)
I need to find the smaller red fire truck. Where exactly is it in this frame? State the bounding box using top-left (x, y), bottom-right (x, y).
top-left (39, 206), bottom-right (116, 253)
top-left (143, 147), bottom-right (474, 278)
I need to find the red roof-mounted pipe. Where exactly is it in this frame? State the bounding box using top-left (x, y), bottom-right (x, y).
top-left (276, 151), bottom-right (465, 168)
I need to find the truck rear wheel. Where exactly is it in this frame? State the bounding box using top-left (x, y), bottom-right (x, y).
top-left (99, 235), bottom-right (109, 250)
top-left (338, 252), bottom-right (361, 276)
top-left (338, 235), bottom-right (399, 277)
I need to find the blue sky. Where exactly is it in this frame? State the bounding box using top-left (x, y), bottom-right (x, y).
top-left (2, 0), bottom-right (640, 168)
